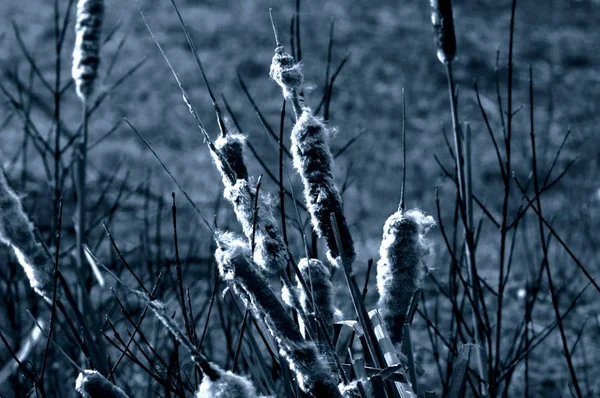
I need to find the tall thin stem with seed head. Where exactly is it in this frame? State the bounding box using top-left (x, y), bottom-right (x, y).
top-left (72, 0), bottom-right (104, 288)
top-left (430, 0), bottom-right (489, 392)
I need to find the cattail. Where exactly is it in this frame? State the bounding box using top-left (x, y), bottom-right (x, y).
top-left (219, 178), bottom-right (288, 274)
top-left (377, 209), bottom-right (435, 344)
top-left (209, 132), bottom-right (287, 274)
top-left (270, 46), bottom-right (304, 101)
top-left (215, 232), bottom-right (342, 397)
top-left (196, 365), bottom-right (257, 398)
top-left (75, 370), bottom-right (130, 398)
top-left (429, 0), bottom-right (456, 64)
top-left (291, 108), bottom-right (355, 266)
top-left (0, 171), bottom-right (56, 304)
top-left (286, 258), bottom-right (336, 341)
top-left (214, 132), bottom-right (249, 182)
top-left (72, 0), bottom-right (104, 101)
top-left (340, 381), bottom-right (366, 398)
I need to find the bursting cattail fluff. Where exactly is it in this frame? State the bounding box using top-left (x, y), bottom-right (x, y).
top-left (0, 171), bottom-right (55, 304)
top-left (291, 108), bottom-right (355, 266)
top-left (429, 0), bottom-right (456, 64)
top-left (214, 132), bottom-right (249, 182)
top-left (75, 370), bottom-right (130, 398)
top-left (270, 46), bottom-right (304, 100)
top-left (376, 209), bottom-right (435, 344)
top-left (196, 365), bottom-right (257, 398)
top-left (72, 0), bottom-right (104, 100)
top-left (209, 134), bottom-right (287, 274)
top-left (220, 178), bottom-right (288, 275)
top-left (283, 258), bottom-right (336, 341)
top-left (215, 232), bottom-right (342, 397)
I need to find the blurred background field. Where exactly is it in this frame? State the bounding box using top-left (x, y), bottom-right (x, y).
top-left (0, 0), bottom-right (599, 396)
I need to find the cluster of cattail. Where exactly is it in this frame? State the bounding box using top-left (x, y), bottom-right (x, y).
top-left (291, 108), bottom-right (355, 266)
top-left (72, 0), bottom-right (104, 101)
top-left (75, 370), bottom-right (130, 398)
top-left (429, 0), bottom-right (456, 64)
top-left (376, 209), bottom-right (435, 344)
top-left (215, 232), bottom-right (342, 397)
top-left (0, 170), bottom-right (56, 304)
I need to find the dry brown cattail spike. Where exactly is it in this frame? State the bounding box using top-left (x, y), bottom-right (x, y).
top-left (376, 209), bottom-right (435, 344)
top-left (291, 107), bottom-right (355, 266)
top-left (72, 0), bottom-right (104, 101)
top-left (0, 170), bottom-right (56, 304)
top-left (215, 232), bottom-right (342, 397)
top-left (75, 370), bottom-right (130, 398)
top-left (429, 0), bottom-right (456, 64)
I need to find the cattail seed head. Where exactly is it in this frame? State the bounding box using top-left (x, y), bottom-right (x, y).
top-left (72, 0), bottom-right (104, 101)
top-left (291, 108), bottom-right (355, 266)
top-left (215, 232), bottom-right (342, 397)
top-left (340, 381), bottom-right (366, 398)
top-left (196, 364), bottom-right (257, 398)
top-left (297, 258), bottom-right (336, 340)
top-left (429, 0), bottom-right (457, 64)
top-left (75, 370), bottom-right (130, 398)
top-left (376, 209), bottom-right (435, 344)
top-left (213, 133), bottom-right (249, 182)
top-left (270, 46), bottom-right (304, 99)
top-left (0, 171), bottom-right (56, 304)
top-left (222, 179), bottom-right (288, 274)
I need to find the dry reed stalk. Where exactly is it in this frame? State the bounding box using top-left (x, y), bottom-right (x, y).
top-left (215, 232), bottom-right (342, 397)
top-left (75, 369), bottom-right (130, 398)
top-left (376, 209), bottom-right (435, 344)
top-left (291, 108), bottom-right (355, 266)
top-left (0, 170), bottom-right (56, 303)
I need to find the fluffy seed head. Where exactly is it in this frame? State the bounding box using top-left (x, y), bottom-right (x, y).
top-left (429, 0), bottom-right (457, 64)
top-left (196, 365), bottom-right (257, 398)
top-left (72, 0), bottom-right (104, 100)
top-left (0, 171), bottom-right (56, 304)
top-left (270, 46), bottom-right (304, 98)
top-left (215, 233), bottom-right (342, 397)
top-left (223, 179), bottom-right (288, 274)
top-left (297, 258), bottom-right (336, 340)
top-left (213, 133), bottom-right (249, 182)
top-left (376, 209), bottom-right (435, 344)
top-left (75, 370), bottom-right (130, 398)
top-left (291, 108), bottom-right (355, 265)
top-left (340, 381), bottom-right (364, 398)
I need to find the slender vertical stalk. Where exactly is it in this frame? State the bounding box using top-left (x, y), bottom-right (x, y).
top-left (76, 100), bottom-right (88, 284)
top-left (445, 62), bottom-right (489, 394)
top-left (39, 198), bottom-right (63, 388)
